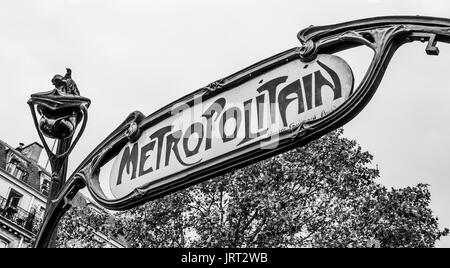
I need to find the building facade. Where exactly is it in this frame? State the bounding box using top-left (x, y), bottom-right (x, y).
top-left (0, 140), bottom-right (50, 248)
top-left (0, 140), bottom-right (126, 248)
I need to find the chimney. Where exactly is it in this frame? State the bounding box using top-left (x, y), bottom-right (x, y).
top-left (16, 143), bottom-right (25, 152)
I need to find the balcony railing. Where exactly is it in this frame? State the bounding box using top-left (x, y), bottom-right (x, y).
top-left (0, 196), bottom-right (40, 234)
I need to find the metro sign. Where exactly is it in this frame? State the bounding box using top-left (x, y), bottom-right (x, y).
top-left (30, 16), bottom-right (450, 249)
top-left (109, 54), bottom-right (353, 198)
top-left (66, 16), bottom-right (450, 211)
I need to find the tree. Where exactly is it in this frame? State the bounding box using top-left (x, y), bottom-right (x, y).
top-left (56, 205), bottom-right (111, 248)
top-left (54, 129), bottom-right (449, 248)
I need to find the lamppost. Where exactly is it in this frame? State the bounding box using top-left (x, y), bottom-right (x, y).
top-left (28, 69), bottom-right (90, 248)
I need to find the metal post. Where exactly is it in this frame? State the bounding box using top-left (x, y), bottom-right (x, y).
top-left (39, 138), bottom-right (71, 248)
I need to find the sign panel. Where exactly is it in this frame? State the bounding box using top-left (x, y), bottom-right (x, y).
top-left (72, 16), bottom-right (450, 210)
top-left (108, 54), bottom-right (354, 199)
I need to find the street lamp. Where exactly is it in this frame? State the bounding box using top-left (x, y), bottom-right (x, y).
top-left (28, 69), bottom-right (90, 248)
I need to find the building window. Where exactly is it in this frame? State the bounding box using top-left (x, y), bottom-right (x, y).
top-left (40, 173), bottom-right (51, 197)
top-left (25, 207), bottom-right (37, 232)
top-left (0, 238), bottom-right (10, 248)
top-left (6, 189), bottom-right (23, 208)
top-left (5, 161), bottom-right (28, 181)
top-left (38, 206), bottom-right (46, 218)
top-left (13, 167), bottom-right (22, 179)
top-left (6, 161), bottom-right (16, 174)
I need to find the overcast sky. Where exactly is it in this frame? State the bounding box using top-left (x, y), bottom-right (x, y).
top-left (1, 0), bottom-right (449, 247)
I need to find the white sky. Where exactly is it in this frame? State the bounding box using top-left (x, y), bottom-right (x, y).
top-left (0, 0), bottom-right (449, 247)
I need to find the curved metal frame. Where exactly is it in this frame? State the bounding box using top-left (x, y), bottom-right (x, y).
top-left (65, 16), bottom-right (450, 211)
top-left (31, 16), bottom-right (450, 247)
top-left (28, 92), bottom-right (91, 248)
top-left (28, 102), bottom-right (89, 167)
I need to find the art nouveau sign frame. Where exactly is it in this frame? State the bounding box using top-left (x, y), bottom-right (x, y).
top-left (30, 16), bottom-right (450, 247)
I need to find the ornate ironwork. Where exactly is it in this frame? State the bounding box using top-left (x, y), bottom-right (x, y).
top-left (28, 69), bottom-right (90, 248)
top-left (58, 16), bottom-right (450, 212)
top-left (51, 68), bottom-right (80, 96)
top-left (28, 71), bottom-right (90, 167)
top-left (294, 16), bottom-right (450, 143)
top-left (29, 16), bottom-right (450, 247)
top-left (0, 195), bottom-right (39, 234)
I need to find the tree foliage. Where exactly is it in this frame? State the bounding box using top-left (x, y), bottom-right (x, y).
top-left (56, 205), bottom-right (118, 248)
top-left (55, 129), bottom-right (449, 248)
